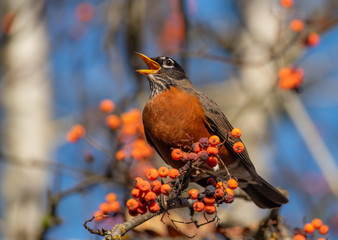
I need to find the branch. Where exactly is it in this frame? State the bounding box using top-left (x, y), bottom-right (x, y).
top-left (84, 198), bottom-right (194, 239)
top-left (281, 91), bottom-right (338, 199)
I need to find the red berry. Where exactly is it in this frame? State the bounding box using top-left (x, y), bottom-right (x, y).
top-left (148, 201), bottom-right (160, 213)
top-left (151, 180), bottom-right (162, 193)
top-left (171, 148), bottom-right (183, 161)
top-left (209, 135), bottom-right (220, 146)
top-left (231, 128), bottom-right (241, 138)
top-left (188, 189), bottom-right (199, 200)
top-left (144, 191), bottom-right (157, 202)
top-left (126, 198), bottom-right (139, 211)
top-left (131, 188), bottom-right (142, 198)
top-left (193, 201), bottom-right (204, 212)
top-left (160, 184), bottom-right (171, 195)
top-left (227, 179), bottom-right (238, 190)
top-left (168, 168), bottom-right (180, 179)
top-left (233, 142), bottom-right (244, 153)
top-left (206, 156), bottom-right (218, 167)
top-left (204, 204), bottom-right (216, 214)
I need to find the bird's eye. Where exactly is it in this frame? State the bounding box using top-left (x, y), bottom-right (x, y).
top-left (163, 59), bottom-right (174, 68)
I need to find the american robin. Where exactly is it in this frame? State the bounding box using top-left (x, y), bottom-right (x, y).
top-left (135, 52), bottom-right (288, 209)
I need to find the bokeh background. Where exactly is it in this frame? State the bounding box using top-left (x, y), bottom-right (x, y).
top-left (1, 0), bottom-right (338, 239)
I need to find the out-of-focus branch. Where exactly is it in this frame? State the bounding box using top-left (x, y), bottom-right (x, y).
top-left (281, 91), bottom-right (338, 199)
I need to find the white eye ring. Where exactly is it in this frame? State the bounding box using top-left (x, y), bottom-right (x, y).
top-left (163, 59), bottom-right (174, 68)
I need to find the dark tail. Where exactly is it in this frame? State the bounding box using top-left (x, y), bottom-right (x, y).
top-left (242, 176), bottom-right (288, 209)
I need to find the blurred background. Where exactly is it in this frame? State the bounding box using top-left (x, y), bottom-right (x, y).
top-left (1, 0), bottom-right (338, 239)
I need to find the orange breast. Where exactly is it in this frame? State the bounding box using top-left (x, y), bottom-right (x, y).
top-left (143, 87), bottom-right (212, 168)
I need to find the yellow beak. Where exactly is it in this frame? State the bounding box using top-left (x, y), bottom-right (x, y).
top-left (135, 52), bottom-right (161, 76)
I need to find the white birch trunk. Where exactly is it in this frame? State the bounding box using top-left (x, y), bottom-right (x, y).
top-left (1, 1), bottom-right (51, 239)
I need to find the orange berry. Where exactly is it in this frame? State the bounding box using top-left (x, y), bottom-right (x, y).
top-left (206, 156), bottom-right (218, 168)
top-left (214, 188), bottom-right (224, 198)
top-left (306, 32), bottom-right (320, 47)
top-left (290, 19), bottom-right (304, 32)
top-left (108, 201), bottom-right (121, 213)
top-left (204, 196), bottom-right (216, 205)
top-left (100, 99), bottom-right (115, 113)
top-left (192, 142), bottom-right (201, 153)
top-left (231, 128), bottom-right (241, 138)
top-left (304, 223), bottom-right (315, 234)
top-left (216, 182), bottom-right (226, 190)
top-left (131, 147), bottom-right (144, 161)
top-left (106, 114), bottom-right (121, 129)
top-left (227, 179), bottom-right (238, 190)
top-left (138, 180), bottom-right (151, 192)
top-left (76, 2), bottom-right (94, 23)
top-left (128, 209), bottom-right (139, 217)
top-left (233, 142), bottom-right (244, 153)
top-left (134, 177), bottom-right (143, 188)
top-left (146, 168), bottom-right (159, 181)
top-left (171, 148), bottom-right (183, 161)
top-left (280, 0), bottom-right (293, 8)
top-left (148, 201), bottom-right (160, 213)
top-left (122, 124), bottom-right (137, 135)
top-left (99, 202), bottom-right (110, 213)
top-left (106, 192), bottom-right (117, 202)
top-left (137, 206), bottom-right (147, 215)
top-left (317, 238), bottom-right (326, 240)
top-left (278, 67), bottom-right (292, 79)
top-left (204, 204), bottom-right (216, 214)
top-left (94, 210), bottom-right (104, 221)
top-left (168, 168), bottom-right (180, 179)
top-left (151, 180), bottom-right (162, 193)
top-left (207, 146), bottom-right (218, 155)
top-left (318, 224), bottom-right (329, 235)
top-left (160, 184), bottom-right (171, 195)
top-left (209, 135), bottom-right (221, 146)
top-left (131, 188), bottom-right (142, 198)
top-left (115, 150), bottom-right (125, 161)
top-left (144, 191), bottom-right (157, 202)
top-left (158, 167), bottom-right (169, 178)
top-left (293, 234), bottom-right (306, 240)
top-left (193, 201), bottom-right (204, 212)
top-left (66, 130), bottom-right (79, 143)
top-left (225, 188), bottom-right (234, 196)
top-left (188, 189), bottom-right (199, 200)
top-left (312, 218), bottom-right (323, 229)
top-left (72, 124), bottom-right (86, 137)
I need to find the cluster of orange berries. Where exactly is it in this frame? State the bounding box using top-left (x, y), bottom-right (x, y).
top-left (278, 67), bottom-right (304, 90)
top-left (293, 218), bottom-right (330, 240)
top-left (99, 99), bottom-right (154, 162)
top-left (170, 131), bottom-right (244, 168)
top-left (188, 178), bottom-right (238, 215)
top-left (126, 167), bottom-right (180, 216)
top-left (94, 193), bottom-right (122, 221)
top-left (280, 0), bottom-right (320, 47)
top-left (66, 124), bottom-right (86, 143)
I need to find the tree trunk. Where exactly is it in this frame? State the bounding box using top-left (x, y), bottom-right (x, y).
top-left (1, 1), bottom-right (52, 239)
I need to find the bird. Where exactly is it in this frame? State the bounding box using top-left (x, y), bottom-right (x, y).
top-left (135, 52), bottom-right (288, 209)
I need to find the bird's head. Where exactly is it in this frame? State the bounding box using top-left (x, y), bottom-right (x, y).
top-left (135, 53), bottom-right (192, 97)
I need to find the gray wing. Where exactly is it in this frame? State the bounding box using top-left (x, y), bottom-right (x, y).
top-left (195, 90), bottom-right (261, 183)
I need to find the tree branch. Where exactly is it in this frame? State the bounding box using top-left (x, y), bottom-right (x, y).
top-left (84, 198), bottom-right (194, 239)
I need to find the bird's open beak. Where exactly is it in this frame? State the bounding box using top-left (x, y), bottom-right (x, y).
top-left (135, 52), bottom-right (161, 76)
